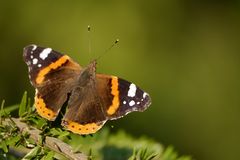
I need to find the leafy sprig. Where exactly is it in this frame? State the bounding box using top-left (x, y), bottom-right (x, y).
top-left (0, 92), bottom-right (192, 160)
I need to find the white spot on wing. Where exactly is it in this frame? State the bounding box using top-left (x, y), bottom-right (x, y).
top-left (32, 58), bottom-right (38, 65)
top-left (143, 92), bottom-right (147, 98)
top-left (123, 101), bottom-right (126, 104)
top-left (128, 83), bottom-right (137, 97)
top-left (137, 102), bottom-right (140, 105)
top-left (39, 48), bottom-right (52, 60)
top-left (31, 45), bottom-right (37, 51)
top-left (30, 55), bottom-right (33, 59)
top-left (129, 100), bottom-right (135, 106)
top-left (38, 64), bottom-right (42, 68)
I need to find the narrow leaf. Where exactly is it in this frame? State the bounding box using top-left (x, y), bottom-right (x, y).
top-left (22, 146), bottom-right (41, 160)
top-left (27, 97), bottom-right (32, 114)
top-left (19, 91), bottom-right (28, 117)
top-left (0, 100), bottom-right (5, 124)
top-left (2, 104), bottom-right (18, 114)
top-left (0, 141), bottom-right (8, 153)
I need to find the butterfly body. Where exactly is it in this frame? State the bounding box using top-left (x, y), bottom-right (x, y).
top-left (23, 44), bottom-right (151, 135)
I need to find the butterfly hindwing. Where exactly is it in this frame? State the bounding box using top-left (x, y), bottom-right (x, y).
top-left (62, 62), bottom-right (107, 134)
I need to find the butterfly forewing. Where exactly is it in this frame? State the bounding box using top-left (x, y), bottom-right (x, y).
top-left (23, 45), bottom-right (82, 120)
top-left (95, 74), bottom-right (151, 120)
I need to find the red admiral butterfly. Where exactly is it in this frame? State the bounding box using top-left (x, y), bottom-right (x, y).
top-left (23, 44), bottom-right (151, 135)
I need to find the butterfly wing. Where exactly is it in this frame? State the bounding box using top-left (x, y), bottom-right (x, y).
top-left (61, 61), bottom-right (108, 135)
top-left (62, 75), bottom-right (107, 135)
top-left (23, 45), bottom-right (81, 120)
top-left (95, 74), bottom-right (151, 120)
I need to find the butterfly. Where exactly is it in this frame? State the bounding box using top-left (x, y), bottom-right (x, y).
top-left (23, 44), bottom-right (151, 135)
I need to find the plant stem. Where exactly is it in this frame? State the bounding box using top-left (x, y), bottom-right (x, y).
top-left (2, 118), bottom-right (88, 160)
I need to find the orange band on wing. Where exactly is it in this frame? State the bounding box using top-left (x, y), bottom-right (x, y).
top-left (36, 55), bottom-right (70, 84)
top-left (107, 76), bottom-right (120, 115)
top-left (35, 96), bottom-right (57, 121)
top-left (63, 120), bottom-right (104, 135)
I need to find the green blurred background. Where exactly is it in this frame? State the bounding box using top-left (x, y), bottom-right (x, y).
top-left (0, 0), bottom-right (239, 159)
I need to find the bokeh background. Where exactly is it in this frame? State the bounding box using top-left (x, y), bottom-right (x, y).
top-left (0, 1), bottom-right (239, 159)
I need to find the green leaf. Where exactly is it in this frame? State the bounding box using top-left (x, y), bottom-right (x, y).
top-left (88, 148), bottom-right (93, 160)
top-left (27, 97), bottom-right (32, 114)
top-left (35, 118), bottom-right (48, 129)
top-left (129, 148), bottom-right (157, 160)
top-left (0, 141), bottom-right (8, 153)
top-left (161, 146), bottom-right (177, 160)
top-left (2, 104), bottom-right (19, 114)
top-left (26, 114), bottom-right (48, 129)
top-left (6, 135), bottom-right (21, 146)
top-left (43, 150), bottom-right (55, 160)
top-left (49, 128), bottom-right (62, 136)
top-left (161, 146), bottom-right (192, 160)
top-left (22, 146), bottom-right (42, 160)
top-left (58, 130), bottom-right (70, 139)
top-left (19, 91), bottom-right (28, 117)
top-left (0, 100), bottom-right (5, 124)
top-left (48, 128), bottom-right (69, 139)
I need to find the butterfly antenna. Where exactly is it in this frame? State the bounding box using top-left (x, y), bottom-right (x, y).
top-left (96, 39), bottom-right (119, 61)
top-left (87, 25), bottom-right (92, 60)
